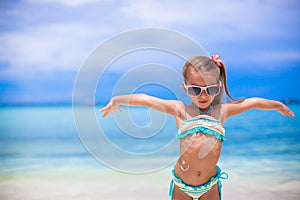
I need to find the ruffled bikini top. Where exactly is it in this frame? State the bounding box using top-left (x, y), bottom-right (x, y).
top-left (177, 115), bottom-right (225, 142)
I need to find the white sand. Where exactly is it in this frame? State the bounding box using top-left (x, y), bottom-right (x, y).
top-left (1, 167), bottom-right (299, 200)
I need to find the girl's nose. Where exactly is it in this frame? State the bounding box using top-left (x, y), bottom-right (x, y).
top-left (199, 90), bottom-right (208, 97)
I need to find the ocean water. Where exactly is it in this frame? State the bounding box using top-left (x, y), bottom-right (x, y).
top-left (0, 105), bottom-right (299, 177)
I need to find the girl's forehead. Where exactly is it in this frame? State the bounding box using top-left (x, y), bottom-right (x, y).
top-left (185, 69), bottom-right (218, 85)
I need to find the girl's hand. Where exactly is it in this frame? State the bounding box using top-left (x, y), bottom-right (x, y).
top-left (278, 103), bottom-right (295, 118)
top-left (99, 99), bottom-right (122, 118)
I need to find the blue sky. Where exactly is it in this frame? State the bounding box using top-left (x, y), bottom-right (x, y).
top-left (0, 0), bottom-right (300, 104)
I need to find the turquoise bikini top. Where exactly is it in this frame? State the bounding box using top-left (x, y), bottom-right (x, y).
top-left (177, 115), bottom-right (225, 142)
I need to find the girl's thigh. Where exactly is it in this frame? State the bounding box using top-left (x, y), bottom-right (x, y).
top-left (200, 184), bottom-right (220, 200)
top-left (171, 185), bottom-right (191, 200)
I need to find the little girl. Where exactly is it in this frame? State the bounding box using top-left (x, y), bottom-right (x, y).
top-left (100, 54), bottom-right (294, 200)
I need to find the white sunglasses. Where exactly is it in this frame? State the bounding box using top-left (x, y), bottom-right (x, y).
top-left (183, 81), bottom-right (222, 97)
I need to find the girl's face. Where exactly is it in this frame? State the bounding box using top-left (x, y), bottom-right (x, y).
top-left (183, 68), bottom-right (218, 109)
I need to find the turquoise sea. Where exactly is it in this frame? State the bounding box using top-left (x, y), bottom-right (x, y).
top-left (0, 105), bottom-right (299, 199)
top-left (1, 104), bottom-right (300, 172)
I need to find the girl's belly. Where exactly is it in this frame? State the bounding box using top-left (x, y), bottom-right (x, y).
top-left (174, 133), bottom-right (222, 186)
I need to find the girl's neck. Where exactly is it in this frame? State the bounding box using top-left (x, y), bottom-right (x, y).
top-left (192, 103), bottom-right (212, 115)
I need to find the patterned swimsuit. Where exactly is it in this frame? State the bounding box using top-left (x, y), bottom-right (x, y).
top-left (169, 115), bottom-right (228, 200)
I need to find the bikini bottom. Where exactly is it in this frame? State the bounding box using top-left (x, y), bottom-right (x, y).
top-left (169, 166), bottom-right (228, 200)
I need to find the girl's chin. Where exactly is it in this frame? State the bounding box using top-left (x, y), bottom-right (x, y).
top-left (194, 101), bottom-right (210, 107)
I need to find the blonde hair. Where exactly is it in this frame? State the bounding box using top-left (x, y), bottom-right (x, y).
top-left (182, 55), bottom-right (235, 105)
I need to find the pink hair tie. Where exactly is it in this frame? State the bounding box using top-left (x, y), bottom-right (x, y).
top-left (211, 54), bottom-right (223, 67)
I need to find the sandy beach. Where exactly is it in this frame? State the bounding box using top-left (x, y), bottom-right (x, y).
top-left (1, 165), bottom-right (299, 200)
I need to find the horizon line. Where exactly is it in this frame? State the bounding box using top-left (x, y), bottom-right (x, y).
top-left (0, 98), bottom-right (299, 107)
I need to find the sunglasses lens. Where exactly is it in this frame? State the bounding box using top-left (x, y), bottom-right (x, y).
top-left (187, 87), bottom-right (202, 96)
top-left (207, 86), bottom-right (220, 96)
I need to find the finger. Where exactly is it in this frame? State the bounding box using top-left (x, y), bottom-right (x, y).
top-left (99, 107), bottom-right (107, 112)
top-left (102, 110), bottom-right (110, 118)
top-left (102, 110), bottom-right (107, 117)
top-left (288, 110), bottom-right (295, 118)
top-left (99, 102), bottom-right (112, 112)
top-left (281, 111), bottom-right (288, 117)
top-left (284, 107), bottom-right (294, 117)
top-left (283, 109), bottom-right (294, 118)
top-left (117, 107), bottom-right (122, 112)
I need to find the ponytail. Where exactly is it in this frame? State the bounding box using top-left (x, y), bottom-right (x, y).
top-left (219, 62), bottom-right (235, 101)
top-left (211, 54), bottom-right (235, 101)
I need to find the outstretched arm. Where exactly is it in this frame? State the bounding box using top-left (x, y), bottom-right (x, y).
top-left (99, 94), bottom-right (184, 118)
top-left (226, 97), bottom-right (294, 118)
